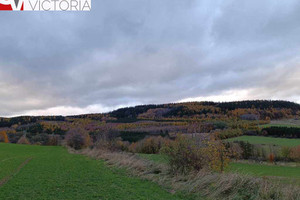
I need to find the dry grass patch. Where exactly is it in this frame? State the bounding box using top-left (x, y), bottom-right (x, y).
top-left (75, 148), bottom-right (300, 200)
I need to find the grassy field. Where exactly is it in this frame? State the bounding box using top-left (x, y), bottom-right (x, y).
top-left (228, 162), bottom-right (300, 178)
top-left (260, 124), bottom-right (300, 128)
top-left (0, 143), bottom-right (191, 200)
top-left (228, 162), bottom-right (300, 185)
top-left (260, 119), bottom-right (300, 128)
top-left (139, 153), bottom-right (300, 181)
top-left (226, 136), bottom-right (300, 147)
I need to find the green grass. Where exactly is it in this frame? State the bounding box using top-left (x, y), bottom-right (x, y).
top-left (138, 153), bottom-right (300, 184)
top-left (226, 136), bottom-right (300, 147)
top-left (228, 162), bottom-right (300, 185)
top-left (259, 119), bottom-right (300, 128)
top-left (0, 143), bottom-right (191, 200)
top-left (259, 124), bottom-right (300, 128)
top-left (228, 162), bottom-right (300, 178)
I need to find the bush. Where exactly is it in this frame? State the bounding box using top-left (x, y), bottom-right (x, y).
top-left (115, 140), bottom-right (130, 151)
top-left (65, 128), bottom-right (91, 150)
top-left (17, 135), bottom-right (30, 145)
top-left (162, 135), bottom-right (204, 174)
top-left (94, 130), bottom-right (123, 151)
top-left (162, 134), bottom-right (230, 174)
top-left (236, 141), bottom-right (253, 159)
top-left (252, 144), bottom-right (268, 161)
top-left (48, 135), bottom-right (61, 146)
top-left (268, 153), bottom-right (275, 163)
top-left (290, 146), bottom-right (300, 162)
top-left (281, 146), bottom-right (292, 161)
top-left (129, 136), bottom-right (168, 154)
top-left (226, 142), bottom-right (243, 160)
top-left (217, 128), bottom-right (243, 139)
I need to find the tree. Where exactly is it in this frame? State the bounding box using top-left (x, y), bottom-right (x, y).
top-left (65, 127), bottom-right (91, 150)
top-left (162, 134), bottom-right (230, 174)
top-left (0, 131), bottom-right (9, 143)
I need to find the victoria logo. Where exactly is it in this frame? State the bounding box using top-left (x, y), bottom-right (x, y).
top-left (0, 0), bottom-right (91, 11)
top-left (0, 0), bottom-right (23, 10)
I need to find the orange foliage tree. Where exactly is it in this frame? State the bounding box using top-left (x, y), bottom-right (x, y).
top-left (0, 131), bottom-right (9, 143)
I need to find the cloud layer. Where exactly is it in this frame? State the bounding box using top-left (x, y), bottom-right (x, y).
top-left (1, 0), bottom-right (300, 116)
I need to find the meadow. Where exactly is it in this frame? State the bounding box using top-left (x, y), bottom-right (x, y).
top-left (226, 136), bottom-right (300, 147)
top-left (0, 143), bottom-right (189, 200)
top-left (139, 153), bottom-right (300, 182)
top-left (229, 162), bottom-right (300, 178)
top-left (260, 124), bottom-right (300, 128)
top-left (260, 119), bottom-right (300, 128)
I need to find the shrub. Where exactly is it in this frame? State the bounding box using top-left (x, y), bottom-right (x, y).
top-left (65, 128), bottom-right (91, 150)
top-left (268, 153), bottom-right (275, 163)
top-left (207, 140), bottom-right (230, 172)
top-left (48, 135), bottom-right (60, 146)
top-left (226, 142), bottom-right (243, 160)
top-left (94, 130), bottom-right (123, 151)
top-left (128, 142), bottom-right (137, 153)
top-left (17, 135), bottom-right (30, 145)
top-left (115, 140), bottom-right (130, 151)
top-left (290, 146), bottom-right (300, 162)
top-left (237, 141), bottom-right (253, 159)
top-left (281, 146), bottom-right (292, 161)
top-left (252, 144), bottom-right (269, 161)
top-left (132, 136), bottom-right (169, 154)
top-left (162, 135), bottom-right (204, 174)
top-left (217, 128), bottom-right (243, 139)
top-left (162, 134), bottom-right (230, 174)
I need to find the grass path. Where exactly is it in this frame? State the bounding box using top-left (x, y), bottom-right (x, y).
top-left (0, 144), bottom-right (189, 200)
top-left (0, 157), bottom-right (32, 187)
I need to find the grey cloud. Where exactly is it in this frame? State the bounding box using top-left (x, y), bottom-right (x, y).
top-left (0, 0), bottom-right (300, 116)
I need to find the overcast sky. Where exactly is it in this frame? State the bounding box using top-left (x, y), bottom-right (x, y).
top-left (1, 0), bottom-right (300, 116)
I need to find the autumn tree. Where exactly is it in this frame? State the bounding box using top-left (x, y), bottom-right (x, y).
top-left (65, 127), bottom-right (91, 150)
top-left (0, 131), bottom-right (9, 143)
top-left (162, 134), bottom-right (230, 174)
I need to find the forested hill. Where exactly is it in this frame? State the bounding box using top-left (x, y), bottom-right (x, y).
top-left (108, 100), bottom-right (300, 120)
top-left (216, 100), bottom-right (300, 110)
top-left (1, 101), bottom-right (300, 125)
